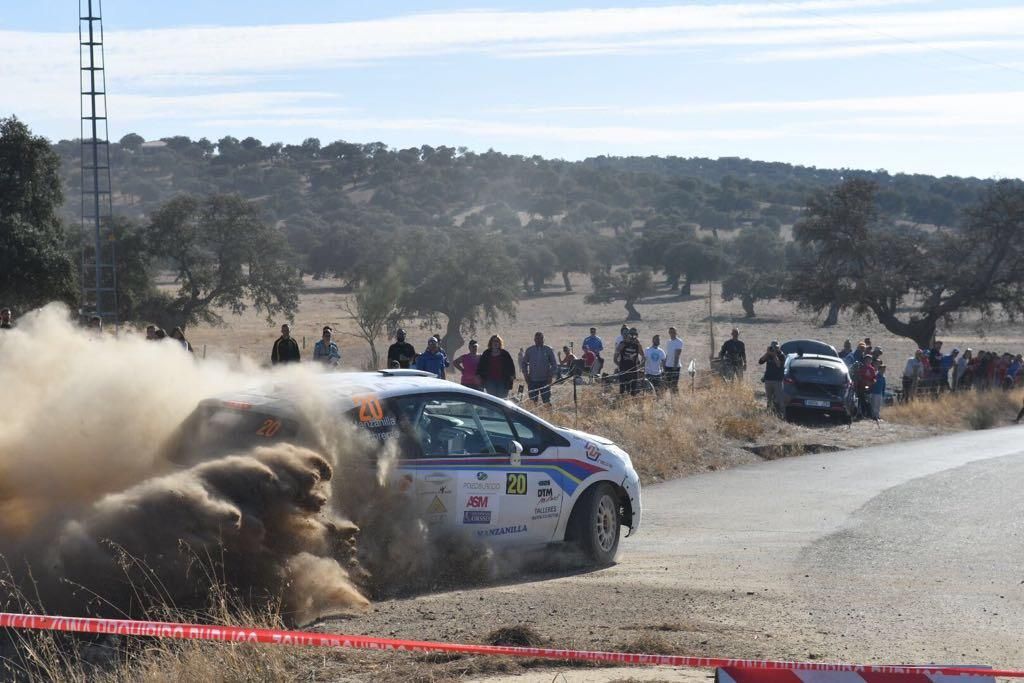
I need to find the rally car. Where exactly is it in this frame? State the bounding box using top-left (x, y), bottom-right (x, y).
top-left (165, 369), bottom-right (642, 565)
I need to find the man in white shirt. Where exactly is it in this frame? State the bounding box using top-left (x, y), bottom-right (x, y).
top-left (645, 334), bottom-right (667, 394)
top-left (663, 327), bottom-right (684, 393)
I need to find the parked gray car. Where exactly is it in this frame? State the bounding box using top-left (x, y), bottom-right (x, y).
top-left (778, 343), bottom-right (855, 423)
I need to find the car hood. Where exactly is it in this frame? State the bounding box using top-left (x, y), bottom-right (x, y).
top-left (557, 427), bottom-right (616, 446)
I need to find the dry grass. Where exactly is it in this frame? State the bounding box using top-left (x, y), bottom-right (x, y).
top-left (563, 379), bottom-right (780, 482)
top-left (885, 388), bottom-right (1024, 431)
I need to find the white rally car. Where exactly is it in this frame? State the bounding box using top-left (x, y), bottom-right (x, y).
top-left (167, 370), bottom-right (641, 564)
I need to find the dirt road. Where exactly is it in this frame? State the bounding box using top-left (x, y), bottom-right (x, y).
top-left (322, 427), bottom-right (1024, 682)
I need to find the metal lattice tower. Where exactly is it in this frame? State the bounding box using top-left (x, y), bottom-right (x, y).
top-left (79, 0), bottom-right (118, 326)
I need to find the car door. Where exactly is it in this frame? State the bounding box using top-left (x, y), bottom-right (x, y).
top-left (390, 393), bottom-right (506, 536)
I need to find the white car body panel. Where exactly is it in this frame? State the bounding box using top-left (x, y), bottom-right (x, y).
top-left (187, 371), bottom-right (642, 549)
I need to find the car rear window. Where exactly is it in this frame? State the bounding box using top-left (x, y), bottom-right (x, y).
top-left (167, 404), bottom-right (302, 462)
top-left (789, 362), bottom-right (848, 385)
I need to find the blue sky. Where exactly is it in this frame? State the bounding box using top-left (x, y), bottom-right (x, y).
top-left (2, 0), bottom-right (1023, 178)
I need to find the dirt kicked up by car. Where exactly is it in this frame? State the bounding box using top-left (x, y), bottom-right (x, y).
top-left (166, 369), bottom-right (642, 565)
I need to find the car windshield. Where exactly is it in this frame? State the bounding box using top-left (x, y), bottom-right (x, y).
top-left (789, 362), bottom-right (848, 385)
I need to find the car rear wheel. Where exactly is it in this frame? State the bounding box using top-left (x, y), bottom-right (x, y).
top-left (569, 483), bottom-right (621, 565)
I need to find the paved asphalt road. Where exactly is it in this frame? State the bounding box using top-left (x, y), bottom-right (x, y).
top-left (337, 426), bottom-right (1024, 680)
top-left (631, 424), bottom-right (1024, 666)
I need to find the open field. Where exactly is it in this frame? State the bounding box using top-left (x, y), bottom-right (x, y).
top-left (180, 273), bottom-right (1024, 376)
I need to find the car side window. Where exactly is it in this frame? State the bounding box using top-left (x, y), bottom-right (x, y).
top-left (391, 395), bottom-right (498, 458)
top-left (505, 410), bottom-right (569, 455)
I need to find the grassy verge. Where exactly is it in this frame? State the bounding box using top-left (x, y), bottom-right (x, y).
top-left (885, 387), bottom-right (1024, 431)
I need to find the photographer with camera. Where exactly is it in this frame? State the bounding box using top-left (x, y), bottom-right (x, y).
top-left (759, 340), bottom-right (785, 415)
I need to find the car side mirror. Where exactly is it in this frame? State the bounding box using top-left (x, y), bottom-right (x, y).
top-left (509, 440), bottom-right (523, 466)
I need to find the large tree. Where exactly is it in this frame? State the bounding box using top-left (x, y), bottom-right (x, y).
top-left (0, 117), bottom-right (78, 310)
top-left (585, 268), bottom-right (654, 321)
top-left (144, 194), bottom-right (301, 329)
top-left (720, 226), bottom-right (785, 318)
top-left (787, 178), bottom-right (1024, 349)
top-left (399, 227), bottom-right (519, 355)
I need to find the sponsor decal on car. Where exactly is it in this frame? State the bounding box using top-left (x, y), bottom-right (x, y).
top-left (505, 472), bottom-right (527, 495)
top-left (476, 472), bottom-right (488, 480)
top-left (477, 524), bottom-right (527, 537)
top-left (584, 442), bottom-right (601, 461)
top-left (465, 495), bottom-right (490, 509)
top-left (531, 503), bottom-right (559, 521)
top-left (423, 472), bottom-right (453, 495)
top-left (426, 496), bottom-right (447, 514)
top-left (462, 481), bottom-right (502, 491)
top-left (463, 510), bottom-right (491, 524)
top-left (538, 479), bottom-right (550, 486)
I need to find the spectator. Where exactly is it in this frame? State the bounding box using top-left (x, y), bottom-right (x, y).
top-left (718, 328), bottom-right (747, 381)
top-left (387, 328), bottom-right (417, 369)
top-left (613, 324), bottom-right (629, 351)
top-left (558, 345), bottom-right (577, 374)
top-left (853, 356), bottom-right (877, 418)
top-left (844, 341), bottom-right (866, 368)
top-left (271, 324), bottom-right (301, 364)
top-left (476, 335), bottom-right (516, 398)
top-left (902, 350), bottom-right (923, 402)
top-left (927, 341), bottom-right (944, 379)
top-left (644, 334), bottom-right (667, 393)
top-left (615, 327), bottom-right (644, 395)
top-left (839, 339), bottom-right (853, 357)
top-left (870, 364), bottom-right (887, 420)
top-left (582, 346), bottom-right (597, 375)
top-left (954, 348), bottom-right (972, 391)
top-left (0, 308), bottom-right (13, 329)
top-left (170, 326), bottom-right (193, 352)
top-left (453, 340), bottom-right (482, 389)
top-left (582, 327), bottom-right (604, 358)
top-left (663, 327), bottom-right (684, 394)
top-left (145, 324), bottom-right (157, 340)
top-left (871, 346), bottom-right (883, 362)
top-left (414, 337), bottom-right (449, 379)
top-left (758, 340), bottom-right (785, 415)
top-left (941, 348), bottom-right (959, 390)
top-left (1004, 354), bottom-right (1022, 390)
top-left (863, 337), bottom-right (874, 357)
top-left (153, 327), bottom-right (167, 340)
top-left (88, 315), bottom-right (103, 337)
top-left (313, 326), bottom-right (341, 366)
top-left (521, 332), bottom-right (558, 404)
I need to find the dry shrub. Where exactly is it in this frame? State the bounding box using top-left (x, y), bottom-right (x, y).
top-left (565, 379), bottom-right (777, 482)
top-left (886, 388), bottom-right (1024, 431)
top-left (616, 631), bottom-right (676, 655)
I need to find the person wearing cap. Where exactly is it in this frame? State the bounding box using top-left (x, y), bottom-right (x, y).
top-left (313, 326), bottom-right (341, 366)
top-left (453, 340), bottom-right (482, 389)
top-left (387, 328), bottom-right (417, 369)
top-left (718, 328), bottom-right (746, 381)
top-left (521, 331), bottom-right (558, 404)
top-left (615, 327), bottom-right (644, 395)
top-left (271, 324), bottom-right (301, 365)
top-left (414, 337), bottom-right (449, 379)
top-left (759, 340), bottom-right (785, 415)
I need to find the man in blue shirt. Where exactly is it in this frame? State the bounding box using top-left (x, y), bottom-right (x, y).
top-left (414, 337), bottom-right (449, 379)
top-left (582, 327), bottom-right (604, 355)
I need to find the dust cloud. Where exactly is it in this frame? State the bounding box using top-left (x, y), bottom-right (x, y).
top-left (0, 304), bottom-right (484, 627)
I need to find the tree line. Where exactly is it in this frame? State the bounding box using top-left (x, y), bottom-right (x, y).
top-left (3, 115), bottom-right (1023, 358)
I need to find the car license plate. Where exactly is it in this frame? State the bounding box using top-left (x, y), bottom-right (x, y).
top-left (805, 399), bottom-right (829, 408)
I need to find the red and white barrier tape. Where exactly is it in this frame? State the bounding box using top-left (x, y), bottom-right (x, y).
top-left (1, 612), bottom-right (1021, 676)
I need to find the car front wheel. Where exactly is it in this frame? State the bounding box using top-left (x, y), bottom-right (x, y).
top-left (569, 482), bottom-right (621, 565)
